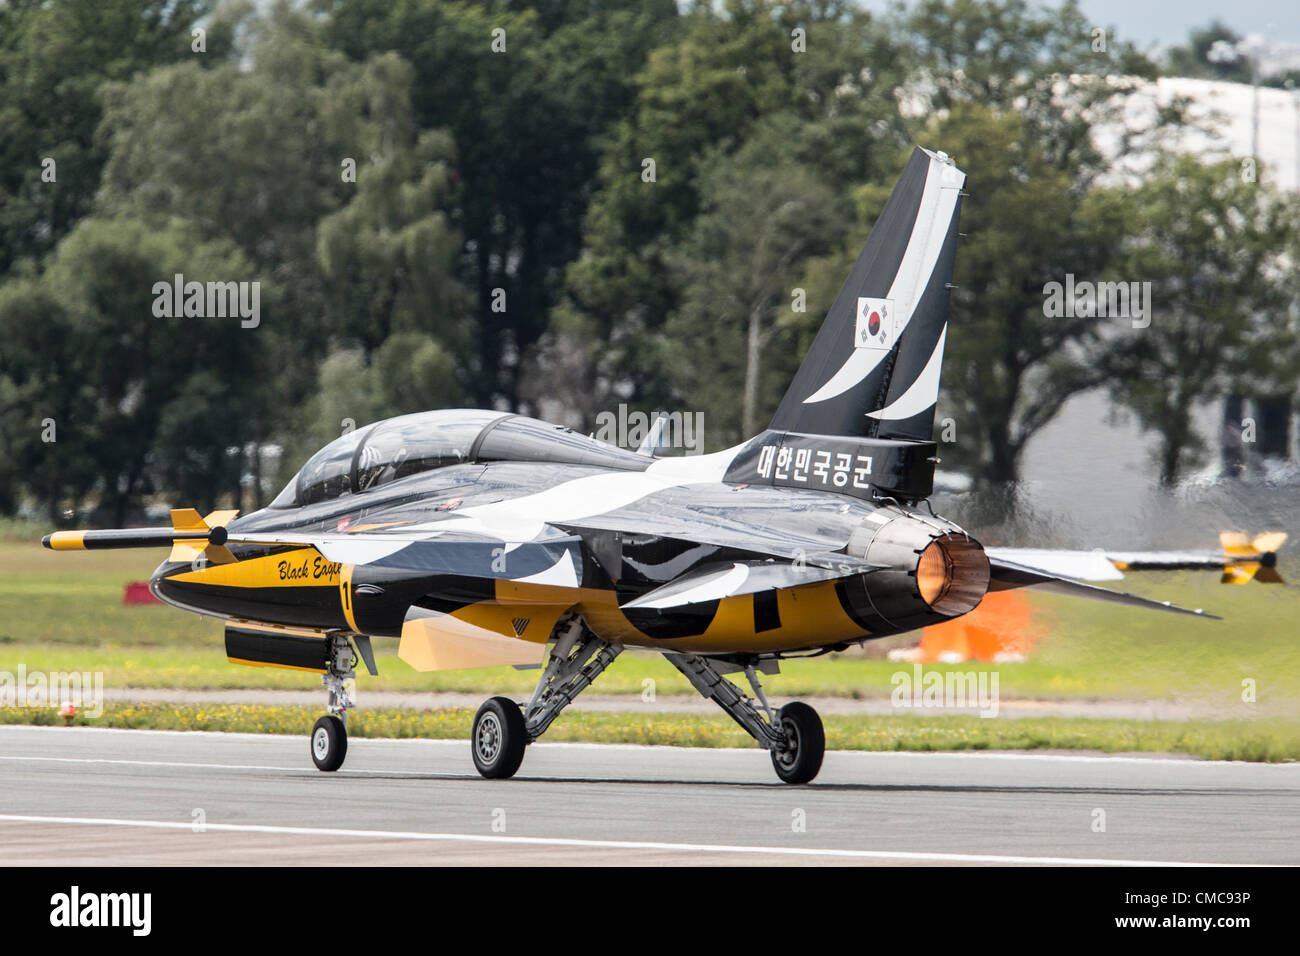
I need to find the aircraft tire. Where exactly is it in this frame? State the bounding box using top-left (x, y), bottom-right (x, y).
top-left (771, 701), bottom-right (824, 784)
top-left (311, 714), bottom-right (347, 772)
top-left (472, 696), bottom-right (527, 779)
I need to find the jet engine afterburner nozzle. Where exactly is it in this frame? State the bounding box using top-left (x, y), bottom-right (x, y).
top-left (914, 533), bottom-right (989, 615)
top-left (850, 510), bottom-right (990, 618)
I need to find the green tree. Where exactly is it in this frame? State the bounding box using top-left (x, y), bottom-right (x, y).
top-left (828, 0), bottom-right (1166, 491)
top-left (0, 0), bottom-right (216, 280)
top-left (903, 0), bottom-right (1159, 177)
top-left (90, 3), bottom-right (469, 504)
top-left (1104, 154), bottom-right (1298, 485)
top-left (558, 0), bottom-right (907, 421)
top-left (95, 6), bottom-right (461, 391)
top-left (797, 102), bottom-right (1133, 488)
top-left (152, 370), bottom-right (248, 515)
top-left (664, 134), bottom-right (849, 443)
top-left (0, 217), bottom-right (268, 523)
top-left (313, 55), bottom-right (468, 360)
top-left (0, 277), bottom-right (101, 519)
top-left (1164, 21), bottom-right (1252, 83)
top-left (322, 0), bottom-right (679, 410)
top-left (931, 104), bottom-right (1127, 486)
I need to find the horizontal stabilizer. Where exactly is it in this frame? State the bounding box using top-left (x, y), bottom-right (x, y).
top-left (987, 530), bottom-right (1286, 586)
top-left (988, 557), bottom-right (1219, 619)
top-left (984, 548), bottom-right (1125, 581)
top-left (1218, 531), bottom-right (1287, 584)
top-left (621, 559), bottom-right (875, 611)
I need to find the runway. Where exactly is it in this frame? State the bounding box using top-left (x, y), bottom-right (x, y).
top-left (1, 726), bottom-right (1296, 866)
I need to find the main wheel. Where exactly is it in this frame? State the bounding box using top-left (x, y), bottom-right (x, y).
top-left (311, 714), bottom-right (347, 772)
top-left (472, 697), bottom-right (528, 779)
top-left (771, 701), bottom-right (824, 784)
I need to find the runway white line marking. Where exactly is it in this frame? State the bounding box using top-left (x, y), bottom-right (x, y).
top-left (1, 724), bottom-right (1297, 769)
top-left (0, 754), bottom-right (438, 776)
top-left (0, 814), bottom-right (1245, 866)
top-left (823, 750), bottom-right (1300, 768)
top-left (5, 749), bottom-right (1290, 783)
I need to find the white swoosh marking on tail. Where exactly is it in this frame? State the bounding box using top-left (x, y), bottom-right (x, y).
top-left (803, 157), bottom-right (963, 405)
top-left (866, 324), bottom-right (947, 421)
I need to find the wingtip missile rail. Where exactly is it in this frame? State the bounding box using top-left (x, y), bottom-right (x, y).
top-left (42, 525), bottom-right (226, 551)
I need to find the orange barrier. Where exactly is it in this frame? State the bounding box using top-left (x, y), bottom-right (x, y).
top-left (123, 581), bottom-right (160, 605)
top-left (911, 590), bottom-right (1037, 663)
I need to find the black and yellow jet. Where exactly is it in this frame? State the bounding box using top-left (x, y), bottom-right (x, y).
top-left (44, 148), bottom-right (1284, 784)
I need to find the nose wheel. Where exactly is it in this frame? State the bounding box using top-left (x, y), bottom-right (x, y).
top-left (311, 714), bottom-right (347, 771)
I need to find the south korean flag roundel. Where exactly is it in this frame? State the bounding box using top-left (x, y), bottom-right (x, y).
top-left (854, 297), bottom-right (895, 351)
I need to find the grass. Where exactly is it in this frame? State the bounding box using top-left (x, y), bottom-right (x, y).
top-left (3, 701), bottom-right (1296, 762)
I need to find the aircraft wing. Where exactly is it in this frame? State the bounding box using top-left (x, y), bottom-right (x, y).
top-left (225, 530), bottom-right (586, 587)
top-left (549, 484), bottom-right (867, 566)
top-left (620, 559), bottom-right (878, 610)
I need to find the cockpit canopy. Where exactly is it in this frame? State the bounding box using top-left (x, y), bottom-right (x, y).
top-left (269, 409), bottom-right (648, 509)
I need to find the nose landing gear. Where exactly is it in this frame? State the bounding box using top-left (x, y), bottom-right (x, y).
top-left (310, 634), bottom-right (357, 772)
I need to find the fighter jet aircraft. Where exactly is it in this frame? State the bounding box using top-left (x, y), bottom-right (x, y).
top-left (43, 147), bottom-right (1285, 784)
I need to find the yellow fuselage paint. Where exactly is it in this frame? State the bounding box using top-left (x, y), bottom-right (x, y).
top-left (339, 563), bottom-right (359, 632)
top-left (577, 582), bottom-right (866, 654)
top-left (171, 548), bottom-right (343, 588)
top-left (226, 657), bottom-right (327, 674)
top-left (491, 578), bottom-right (866, 653)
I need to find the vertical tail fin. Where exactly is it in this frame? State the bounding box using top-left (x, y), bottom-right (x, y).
top-left (769, 147), bottom-right (965, 441)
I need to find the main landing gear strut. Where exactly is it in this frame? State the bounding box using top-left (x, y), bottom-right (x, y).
top-left (468, 618), bottom-right (824, 784)
top-left (665, 653), bottom-right (825, 784)
top-left (471, 618), bottom-right (623, 778)
top-left (302, 622), bottom-right (823, 784)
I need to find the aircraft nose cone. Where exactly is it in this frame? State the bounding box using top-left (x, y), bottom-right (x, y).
top-left (149, 558), bottom-right (195, 610)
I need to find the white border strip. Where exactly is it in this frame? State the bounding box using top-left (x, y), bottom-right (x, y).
top-left (1, 725), bottom-right (1295, 768)
top-left (0, 813), bottom-right (1248, 866)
